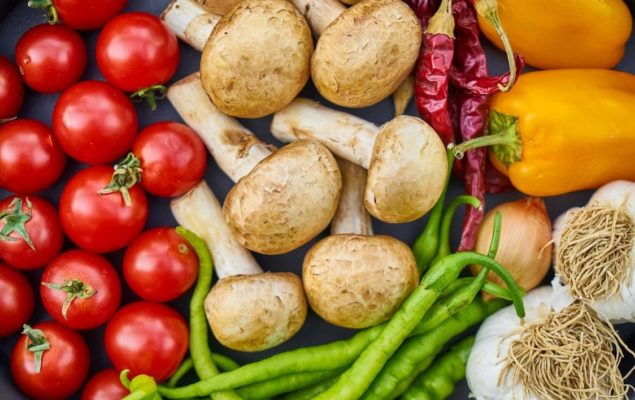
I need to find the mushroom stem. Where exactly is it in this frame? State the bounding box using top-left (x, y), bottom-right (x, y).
top-left (331, 158), bottom-right (373, 236)
top-left (167, 73), bottom-right (274, 182)
top-left (161, 0), bottom-right (220, 52)
top-left (271, 98), bottom-right (378, 168)
top-left (291, 0), bottom-right (345, 37)
top-left (170, 181), bottom-right (262, 278)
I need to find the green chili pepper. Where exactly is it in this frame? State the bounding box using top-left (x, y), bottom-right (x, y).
top-left (281, 376), bottom-right (340, 400)
top-left (236, 369), bottom-right (344, 400)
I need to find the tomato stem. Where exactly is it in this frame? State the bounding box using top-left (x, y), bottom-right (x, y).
top-left (27, 0), bottom-right (59, 24)
top-left (21, 324), bottom-right (50, 373)
top-left (0, 197), bottom-right (35, 250)
top-left (98, 153), bottom-right (143, 207)
top-left (130, 85), bottom-right (167, 111)
top-left (42, 279), bottom-right (97, 320)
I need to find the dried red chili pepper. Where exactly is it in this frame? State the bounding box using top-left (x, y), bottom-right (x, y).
top-left (406, 0), bottom-right (442, 27)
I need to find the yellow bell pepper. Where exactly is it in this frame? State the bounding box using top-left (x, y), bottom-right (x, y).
top-left (453, 69), bottom-right (635, 197)
top-left (478, 0), bottom-right (632, 69)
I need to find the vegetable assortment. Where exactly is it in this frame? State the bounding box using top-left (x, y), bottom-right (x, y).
top-left (0, 0), bottom-right (634, 399)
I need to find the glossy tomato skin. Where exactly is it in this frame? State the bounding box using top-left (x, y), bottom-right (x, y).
top-left (53, 0), bottom-right (128, 30)
top-left (0, 195), bottom-right (64, 270)
top-left (81, 368), bottom-right (129, 400)
top-left (59, 166), bottom-right (148, 253)
top-left (41, 250), bottom-right (122, 330)
top-left (105, 301), bottom-right (188, 382)
top-left (123, 228), bottom-right (198, 302)
top-left (0, 55), bottom-right (24, 119)
top-left (132, 122), bottom-right (207, 197)
top-left (96, 12), bottom-right (179, 92)
top-left (11, 321), bottom-right (90, 400)
top-left (0, 119), bottom-right (66, 194)
top-left (53, 81), bottom-right (138, 164)
top-left (15, 24), bottom-right (86, 93)
top-left (0, 264), bottom-right (34, 337)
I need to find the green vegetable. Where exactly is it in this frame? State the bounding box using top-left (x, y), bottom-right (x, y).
top-left (281, 376), bottom-right (340, 400)
top-left (236, 369), bottom-right (343, 400)
top-left (401, 336), bottom-right (475, 400)
top-left (168, 355), bottom-right (240, 388)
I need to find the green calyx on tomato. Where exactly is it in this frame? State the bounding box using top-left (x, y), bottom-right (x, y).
top-left (98, 153), bottom-right (143, 207)
top-left (26, 0), bottom-right (59, 25)
top-left (21, 324), bottom-right (50, 373)
top-left (0, 197), bottom-right (35, 250)
top-left (41, 278), bottom-right (97, 320)
top-left (130, 84), bottom-right (167, 111)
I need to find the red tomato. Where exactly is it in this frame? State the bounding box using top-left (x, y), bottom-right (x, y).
top-left (52, 0), bottom-right (128, 30)
top-left (0, 119), bottom-right (66, 193)
top-left (52, 81), bottom-right (138, 165)
top-left (11, 322), bottom-right (90, 400)
top-left (0, 195), bottom-right (64, 270)
top-left (59, 166), bottom-right (148, 253)
top-left (0, 264), bottom-right (34, 337)
top-left (41, 250), bottom-right (121, 330)
top-left (132, 122), bottom-right (207, 197)
top-left (123, 228), bottom-right (199, 302)
top-left (105, 301), bottom-right (188, 382)
top-left (15, 24), bottom-right (86, 93)
top-left (81, 368), bottom-right (129, 400)
top-left (96, 13), bottom-right (179, 93)
top-left (0, 55), bottom-right (24, 119)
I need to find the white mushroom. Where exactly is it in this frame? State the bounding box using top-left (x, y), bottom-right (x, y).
top-left (271, 98), bottom-right (448, 223)
top-left (168, 74), bottom-right (342, 255)
top-left (171, 181), bottom-right (307, 352)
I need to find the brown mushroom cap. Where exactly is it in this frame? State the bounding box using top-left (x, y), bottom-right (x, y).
top-left (303, 235), bottom-right (419, 328)
top-left (311, 0), bottom-right (421, 108)
top-left (200, 0), bottom-right (313, 118)
top-left (224, 140), bottom-right (342, 255)
top-left (205, 272), bottom-right (307, 351)
top-left (365, 115), bottom-right (448, 223)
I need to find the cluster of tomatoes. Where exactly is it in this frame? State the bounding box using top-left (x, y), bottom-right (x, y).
top-left (0, 1), bottom-right (210, 399)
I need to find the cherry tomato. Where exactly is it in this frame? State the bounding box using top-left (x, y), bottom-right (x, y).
top-left (0, 264), bottom-right (34, 337)
top-left (59, 166), bottom-right (148, 253)
top-left (0, 119), bottom-right (66, 193)
top-left (15, 24), bottom-right (86, 93)
top-left (81, 368), bottom-right (129, 400)
top-left (123, 228), bottom-right (198, 302)
top-left (53, 81), bottom-right (138, 165)
top-left (132, 122), bottom-right (207, 197)
top-left (51, 0), bottom-right (128, 30)
top-left (41, 250), bottom-right (121, 330)
top-left (0, 55), bottom-right (24, 119)
top-left (0, 195), bottom-right (64, 270)
top-left (105, 301), bottom-right (188, 382)
top-left (96, 13), bottom-right (179, 93)
top-left (11, 321), bottom-right (90, 400)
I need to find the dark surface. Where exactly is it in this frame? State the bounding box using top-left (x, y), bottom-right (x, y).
top-left (0, 0), bottom-right (634, 398)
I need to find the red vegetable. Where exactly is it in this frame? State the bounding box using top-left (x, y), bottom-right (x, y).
top-left (15, 24), bottom-right (86, 93)
top-left (41, 250), bottom-right (122, 330)
top-left (53, 81), bottom-right (138, 165)
top-left (0, 55), bottom-right (24, 120)
top-left (28, 0), bottom-right (128, 30)
top-left (81, 369), bottom-right (129, 400)
top-left (0, 195), bottom-right (64, 270)
top-left (0, 264), bottom-right (34, 337)
top-left (11, 322), bottom-right (90, 400)
top-left (0, 119), bottom-right (66, 194)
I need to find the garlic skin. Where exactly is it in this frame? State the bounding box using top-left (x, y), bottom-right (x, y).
top-left (552, 180), bottom-right (635, 323)
top-left (466, 287), bottom-right (573, 400)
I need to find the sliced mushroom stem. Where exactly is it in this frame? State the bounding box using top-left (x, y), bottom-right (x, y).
top-left (271, 97), bottom-right (378, 168)
top-left (292, 0), bottom-right (345, 37)
top-left (167, 73), bottom-right (274, 182)
top-left (170, 181), bottom-right (261, 278)
top-left (331, 158), bottom-right (372, 236)
top-left (161, 0), bottom-right (220, 52)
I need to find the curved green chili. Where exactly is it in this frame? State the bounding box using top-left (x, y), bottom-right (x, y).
top-left (169, 355), bottom-right (240, 388)
top-left (432, 195), bottom-right (482, 264)
top-left (176, 227), bottom-right (242, 400)
top-left (236, 369), bottom-right (343, 400)
top-left (281, 376), bottom-right (340, 400)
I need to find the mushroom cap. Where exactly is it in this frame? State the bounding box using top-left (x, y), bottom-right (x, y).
top-left (224, 140), bottom-right (342, 254)
top-left (200, 0), bottom-right (313, 118)
top-left (303, 235), bottom-right (419, 328)
top-left (365, 115), bottom-right (447, 223)
top-left (311, 0), bottom-right (421, 108)
top-left (205, 272), bottom-right (307, 352)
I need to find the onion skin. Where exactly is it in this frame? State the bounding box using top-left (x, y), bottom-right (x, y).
top-left (472, 198), bottom-right (552, 296)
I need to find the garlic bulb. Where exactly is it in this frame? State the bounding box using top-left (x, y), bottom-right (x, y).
top-left (552, 180), bottom-right (635, 323)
